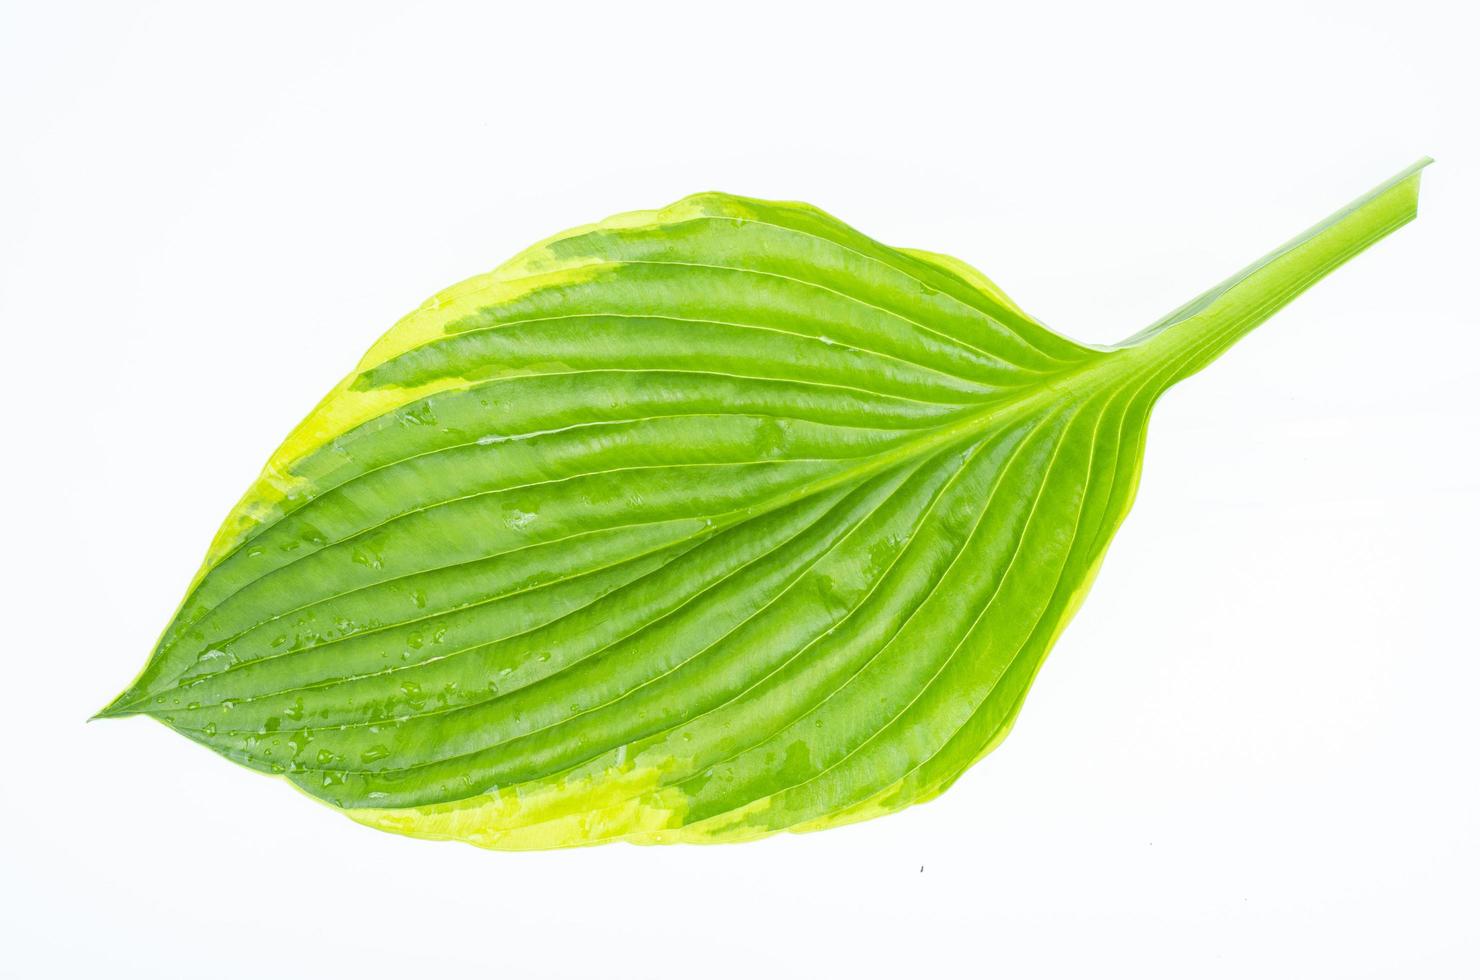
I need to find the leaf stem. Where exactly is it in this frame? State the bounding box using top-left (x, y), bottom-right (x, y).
top-left (1121, 157), bottom-right (1430, 385)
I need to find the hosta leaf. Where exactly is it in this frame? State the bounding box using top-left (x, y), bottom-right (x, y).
top-left (101, 161), bottom-right (1428, 849)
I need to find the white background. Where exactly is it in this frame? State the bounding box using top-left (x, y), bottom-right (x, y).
top-left (3, 2), bottom-right (1476, 976)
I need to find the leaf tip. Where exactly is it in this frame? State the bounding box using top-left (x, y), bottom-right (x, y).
top-left (92, 690), bottom-right (145, 721)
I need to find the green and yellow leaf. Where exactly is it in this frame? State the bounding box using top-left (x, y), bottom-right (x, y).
top-left (100, 161), bottom-right (1429, 849)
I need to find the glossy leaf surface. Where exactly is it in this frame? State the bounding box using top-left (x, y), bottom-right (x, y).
top-left (102, 161), bottom-right (1428, 848)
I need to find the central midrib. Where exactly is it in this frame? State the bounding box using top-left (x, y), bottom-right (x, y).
top-left (121, 349), bottom-right (1143, 718)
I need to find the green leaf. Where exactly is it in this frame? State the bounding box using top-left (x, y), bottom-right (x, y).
top-left (100, 160), bottom-right (1429, 849)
